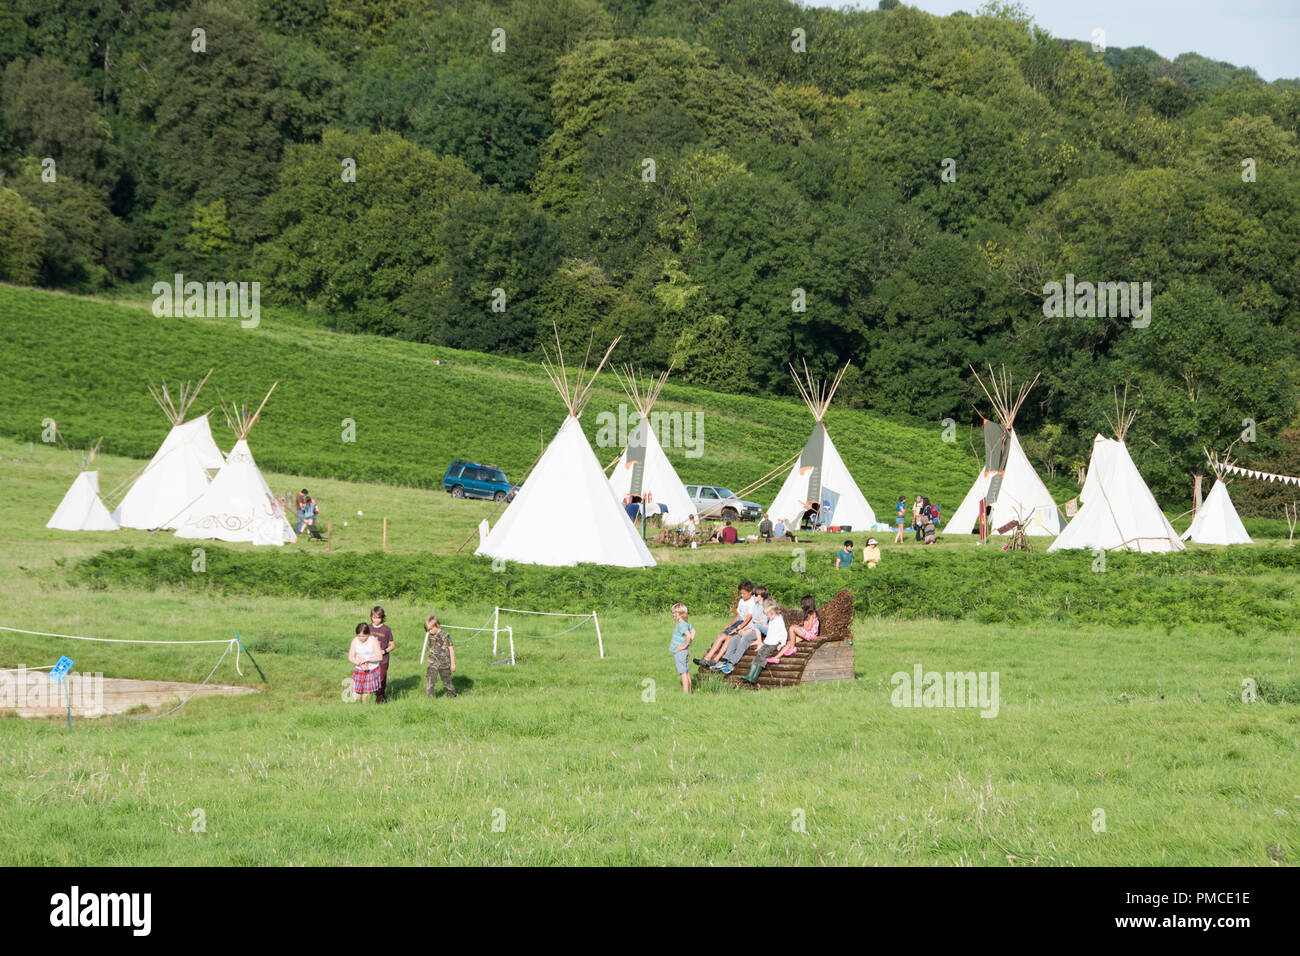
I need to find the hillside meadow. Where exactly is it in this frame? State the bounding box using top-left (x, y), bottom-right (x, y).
top-left (0, 284), bottom-right (977, 510)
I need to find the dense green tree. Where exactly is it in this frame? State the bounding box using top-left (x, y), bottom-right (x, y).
top-left (417, 188), bottom-right (562, 352)
top-left (130, 1), bottom-right (287, 263)
top-left (1, 58), bottom-right (118, 187)
top-left (0, 185), bottom-right (45, 283)
top-left (259, 129), bottom-right (480, 336)
top-left (534, 36), bottom-right (805, 211)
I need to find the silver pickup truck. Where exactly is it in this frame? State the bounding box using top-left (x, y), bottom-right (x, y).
top-left (684, 484), bottom-right (763, 522)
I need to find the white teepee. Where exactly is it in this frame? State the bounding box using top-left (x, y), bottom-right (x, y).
top-left (1049, 390), bottom-right (1183, 553)
top-left (48, 470), bottom-right (119, 531)
top-left (768, 361), bottom-right (878, 531)
top-left (477, 334), bottom-right (655, 568)
top-left (1183, 452), bottom-right (1251, 545)
top-left (608, 365), bottom-right (695, 528)
top-left (946, 366), bottom-right (1064, 536)
top-left (114, 372), bottom-right (226, 530)
top-left (47, 439), bottom-right (119, 532)
top-left (173, 384), bottom-right (296, 546)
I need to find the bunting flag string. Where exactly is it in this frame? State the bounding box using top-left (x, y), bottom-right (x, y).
top-left (1222, 463), bottom-right (1300, 485)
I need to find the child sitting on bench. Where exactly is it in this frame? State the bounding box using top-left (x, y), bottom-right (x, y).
top-left (694, 580), bottom-right (755, 668)
top-left (742, 599), bottom-right (787, 684)
top-left (767, 595), bottom-right (818, 662)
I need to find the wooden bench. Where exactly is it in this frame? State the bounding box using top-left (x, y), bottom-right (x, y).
top-left (696, 588), bottom-right (855, 689)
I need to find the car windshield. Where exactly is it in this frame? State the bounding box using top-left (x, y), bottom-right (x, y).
top-left (716, 488), bottom-right (735, 498)
top-left (486, 469), bottom-right (507, 483)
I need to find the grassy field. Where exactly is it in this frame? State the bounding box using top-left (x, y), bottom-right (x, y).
top-left (0, 283), bottom-right (980, 509)
top-left (1, 436), bottom-right (1297, 865)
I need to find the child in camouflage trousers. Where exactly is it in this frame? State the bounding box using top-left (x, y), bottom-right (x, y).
top-left (424, 615), bottom-right (458, 698)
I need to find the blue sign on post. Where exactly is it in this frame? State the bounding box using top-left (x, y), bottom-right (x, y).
top-left (49, 656), bottom-right (74, 683)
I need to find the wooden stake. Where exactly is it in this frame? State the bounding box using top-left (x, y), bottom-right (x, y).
top-left (382, 517), bottom-right (388, 552)
top-left (327, 519), bottom-right (333, 553)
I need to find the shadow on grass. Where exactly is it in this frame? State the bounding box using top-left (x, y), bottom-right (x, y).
top-left (387, 674), bottom-right (475, 699)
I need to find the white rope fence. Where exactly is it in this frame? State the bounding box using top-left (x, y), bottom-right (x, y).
top-left (0, 622), bottom-right (253, 704)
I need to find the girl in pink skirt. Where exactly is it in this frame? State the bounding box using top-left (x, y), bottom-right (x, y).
top-left (349, 623), bottom-right (383, 700)
top-left (768, 595), bottom-right (819, 662)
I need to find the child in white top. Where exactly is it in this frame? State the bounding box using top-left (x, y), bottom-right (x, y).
top-left (742, 600), bottom-right (786, 684)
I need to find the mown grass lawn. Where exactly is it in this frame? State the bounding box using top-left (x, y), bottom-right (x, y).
top-left (2, 439), bottom-right (1297, 865)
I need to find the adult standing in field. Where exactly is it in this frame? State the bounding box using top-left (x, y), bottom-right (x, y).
top-left (894, 496), bottom-right (906, 545)
top-left (349, 623), bottom-right (383, 701)
top-left (758, 513), bottom-right (773, 542)
top-left (369, 605), bottom-right (395, 703)
top-left (295, 488), bottom-right (309, 513)
top-left (913, 495), bottom-right (925, 541)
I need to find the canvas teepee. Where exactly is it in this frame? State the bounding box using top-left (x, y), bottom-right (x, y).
top-left (768, 361), bottom-right (878, 531)
top-left (1048, 388), bottom-right (1184, 553)
top-left (946, 366), bottom-right (1064, 536)
top-left (173, 384), bottom-right (296, 546)
top-left (1183, 450), bottom-right (1252, 545)
top-left (47, 439), bottom-right (119, 532)
top-left (113, 371), bottom-right (226, 530)
top-left (608, 364), bottom-right (695, 528)
top-left (477, 333), bottom-right (655, 568)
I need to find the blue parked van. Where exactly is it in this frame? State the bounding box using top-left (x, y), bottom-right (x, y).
top-left (443, 461), bottom-right (518, 502)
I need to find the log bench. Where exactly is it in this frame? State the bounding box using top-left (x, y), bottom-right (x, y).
top-left (696, 588), bottom-right (855, 689)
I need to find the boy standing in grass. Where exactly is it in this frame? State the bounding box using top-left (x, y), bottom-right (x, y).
top-left (424, 615), bottom-right (458, 698)
top-left (836, 540), bottom-right (854, 568)
top-left (670, 603), bottom-right (695, 694)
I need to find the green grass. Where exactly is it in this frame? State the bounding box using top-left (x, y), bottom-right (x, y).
top-left (0, 282), bottom-right (974, 509)
top-left (1, 436), bottom-right (1297, 865)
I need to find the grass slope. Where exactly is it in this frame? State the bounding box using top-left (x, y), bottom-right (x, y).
top-left (0, 283), bottom-right (974, 511)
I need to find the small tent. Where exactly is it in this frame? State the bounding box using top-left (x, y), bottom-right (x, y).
top-left (608, 365), bottom-right (695, 528)
top-left (47, 440), bottom-right (119, 532)
top-left (174, 384), bottom-right (296, 546)
top-left (1183, 451), bottom-right (1251, 545)
top-left (114, 372), bottom-right (226, 530)
top-left (1049, 390), bottom-right (1183, 553)
top-left (768, 361), bottom-right (878, 531)
top-left (477, 334), bottom-right (655, 568)
top-left (946, 366), bottom-right (1064, 536)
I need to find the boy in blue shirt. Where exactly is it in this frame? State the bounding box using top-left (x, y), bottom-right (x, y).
top-left (836, 540), bottom-right (854, 568)
top-left (670, 603), bottom-right (695, 693)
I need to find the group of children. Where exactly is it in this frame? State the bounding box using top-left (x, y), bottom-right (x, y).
top-left (669, 580), bottom-right (824, 693)
top-left (347, 605), bottom-right (459, 702)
